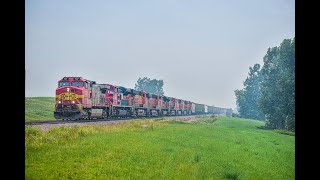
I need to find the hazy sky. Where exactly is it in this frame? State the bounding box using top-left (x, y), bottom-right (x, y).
top-left (25, 0), bottom-right (295, 109)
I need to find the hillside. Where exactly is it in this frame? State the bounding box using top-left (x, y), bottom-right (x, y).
top-left (25, 97), bottom-right (55, 121)
top-left (25, 116), bottom-right (295, 179)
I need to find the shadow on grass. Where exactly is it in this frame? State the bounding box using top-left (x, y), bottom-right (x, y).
top-left (273, 129), bottom-right (295, 136)
top-left (223, 168), bottom-right (240, 180)
top-left (168, 120), bottom-right (189, 125)
top-left (256, 126), bottom-right (295, 136)
top-left (256, 125), bottom-right (269, 130)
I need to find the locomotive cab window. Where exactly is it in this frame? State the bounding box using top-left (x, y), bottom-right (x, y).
top-left (72, 81), bottom-right (84, 87)
top-left (59, 81), bottom-right (70, 86)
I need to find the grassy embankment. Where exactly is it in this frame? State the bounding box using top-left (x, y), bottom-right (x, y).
top-left (25, 116), bottom-right (295, 179)
top-left (25, 97), bottom-right (55, 121)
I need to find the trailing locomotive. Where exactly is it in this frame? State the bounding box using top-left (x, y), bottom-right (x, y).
top-left (54, 76), bottom-right (232, 120)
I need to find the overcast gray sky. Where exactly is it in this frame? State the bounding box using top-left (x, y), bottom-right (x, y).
top-left (25, 0), bottom-right (295, 109)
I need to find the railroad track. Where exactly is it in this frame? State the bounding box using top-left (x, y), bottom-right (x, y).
top-left (25, 117), bottom-right (142, 126)
top-left (25, 115), bottom-right (204, 126)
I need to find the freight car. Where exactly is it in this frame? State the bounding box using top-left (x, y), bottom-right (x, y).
top-left (194, 103), bottom-right (205, 114)
top-left (54, 76), bottom-right (231, 120)
top-left (226, 108), bottom-right (233, 117)
top-left (207, 106), bottom-right (214, 114)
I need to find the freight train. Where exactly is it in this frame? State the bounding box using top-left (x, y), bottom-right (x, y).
top-left (54, 76), bottom-right (232, 120)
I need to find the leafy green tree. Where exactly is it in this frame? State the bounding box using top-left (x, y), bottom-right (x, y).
top-left (235, 64), bottom-right (265, 120)
top-left (134, 77), bottom-right (164, 95)
top-left (259, 38), bottom-right (295, 131)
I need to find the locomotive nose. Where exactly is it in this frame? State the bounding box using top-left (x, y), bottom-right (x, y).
top-left (56, 87), bottom-right (78, 103)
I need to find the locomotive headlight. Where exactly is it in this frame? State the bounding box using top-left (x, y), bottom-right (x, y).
top-left (58, 101), bottom-right (61, 104)
top-left (67, 88), bottom-right (70, 92)
top-left (72, 100), bottom-right (75, 104)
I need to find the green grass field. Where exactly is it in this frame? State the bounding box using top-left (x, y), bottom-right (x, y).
top-left (25, 97), bottom-right (55, 121)
top-left (25, 116), bottom-right (295, 179)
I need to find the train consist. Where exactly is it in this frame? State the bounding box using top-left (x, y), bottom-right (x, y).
top-left (54, 76), bottom-right (232, 120)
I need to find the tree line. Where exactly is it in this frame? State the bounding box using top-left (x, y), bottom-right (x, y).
top-left (134, 77), bottom-right (164, 95)
top-left (235, 37), bottom-right (295, 131)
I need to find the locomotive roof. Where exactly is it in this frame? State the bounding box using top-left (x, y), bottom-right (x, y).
top-left (60, 76), bottom-right (96, 84)
top-left (85, 79), bottom-right (96, 84)
top-left (61, 76), bottom-right (84, 81)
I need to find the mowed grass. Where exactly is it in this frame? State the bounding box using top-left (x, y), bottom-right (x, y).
top-left (25, 97), bottom-right (55, 121)
top-left (25, 116), bottom-right (295, 179)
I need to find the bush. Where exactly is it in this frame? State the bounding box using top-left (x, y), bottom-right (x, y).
top-left (232, 113), bottom-right (240, 118)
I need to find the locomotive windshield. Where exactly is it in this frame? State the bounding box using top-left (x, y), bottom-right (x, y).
top-left (72, 81), bottom-right (84, 86)
top-left (59, 81), bottom-right (70, 86)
